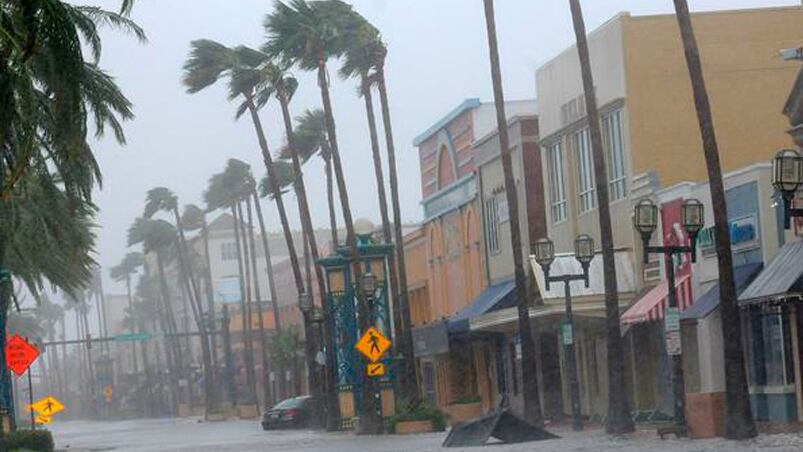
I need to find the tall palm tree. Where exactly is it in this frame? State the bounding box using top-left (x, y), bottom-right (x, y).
top-left (182, 39), bottom-right (306, 306)
top-left (279, 108), bottom-right (339, 246)
top-left (144, 187), bottom-right (217, 413)
top-left (265, 0), bottom-right (379, 432)
top-left (110, 252), bottom-right (144, 378)
top-left (567, 0), bottom-right (634, 434)
top-left (236, 198), bottom-right (260, 409)
top-left (182, 204), bottom-right (221, 380)
top-left (128, 217), bottom-right (184, 415)
top-left (482, 0), bottom-right (543, 425)
top-left (671, 0), bottom-right (755, 439)
top-left (340, 15), bottom-right (419, 405)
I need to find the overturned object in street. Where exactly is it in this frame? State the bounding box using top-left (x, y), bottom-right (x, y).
top-left (441, 408), bottom-right (560, 447)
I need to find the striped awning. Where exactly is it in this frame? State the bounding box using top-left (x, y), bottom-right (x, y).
top-left (620, 273), bottom-right (693, 325)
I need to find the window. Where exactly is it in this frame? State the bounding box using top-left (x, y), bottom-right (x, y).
top-left (485, 196), bottom-right (500, 254)
top-left (509, 341), bottom-right (519, 396)
top-left (547, 142), bottom-right (567, 223)
top-left (743, 307), bottom-right (796, 388)
top-left (573, 127), bottom-right (596, 212)
top-left (220, 242), bottom-right (238, 261)
top-left (603, 109), bottom-right (627, 201)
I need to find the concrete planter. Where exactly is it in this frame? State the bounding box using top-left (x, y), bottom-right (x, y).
top-left (686, 392), bottom-right (725, 438)
top-left (446, 402), bottom-right (482, 425)
top-left (395, 420), bottom-right (434, 434)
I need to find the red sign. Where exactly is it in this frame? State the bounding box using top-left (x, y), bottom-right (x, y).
top-left (5, 335), bottom-right (40, 376)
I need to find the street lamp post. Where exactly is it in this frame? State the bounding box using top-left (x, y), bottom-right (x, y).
top-left (773, 149), bottom-right (803, 230)
top-left (532, 234), bottom-right (595, 432)
top-left (298, 291), bottom-right (323, 428)
top-left (633, 198), bottom-right (704, 430)
top-left (359, 268), bottom-right (382, 434)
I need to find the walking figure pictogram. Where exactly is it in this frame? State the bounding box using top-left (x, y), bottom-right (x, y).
top-left (369, 331), bottom-right (381, 355)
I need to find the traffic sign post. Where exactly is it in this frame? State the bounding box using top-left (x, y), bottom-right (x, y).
top-left (366, 363), bottom-right (385, 377)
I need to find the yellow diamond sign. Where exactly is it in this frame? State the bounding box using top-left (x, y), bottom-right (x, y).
top-left (366, 362), bottom-right (385, 377)
top-left (35, 414), bottom-right (52, 425)
top-left (355, 327), bottom-right (391, 362)
top-left (29, 396), bottom-right (65, 416)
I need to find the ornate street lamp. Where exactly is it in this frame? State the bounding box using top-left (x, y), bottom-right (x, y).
top-left (298, 290), bottom-right (313, 315)
top-left (531, 234), bottom-right (595, 432)
top-left (772, 149), bottom-right (803, 230)
top-left (632, 198), bottom-right (705, 431)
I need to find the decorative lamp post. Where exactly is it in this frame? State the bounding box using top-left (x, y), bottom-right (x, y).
top-left (633, 198), bottom-right (704, 431)
top-left (772, 149), bottom-right (803, 230)
top-left (532, 234), bottom-right (594, 431)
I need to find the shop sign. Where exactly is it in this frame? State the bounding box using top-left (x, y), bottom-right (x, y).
top-left (698, 214), bottom-right (759, 257)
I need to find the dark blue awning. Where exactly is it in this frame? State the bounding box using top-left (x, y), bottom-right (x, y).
top-left (681, 263), bottom-right (763, 320)
top-left (448, 279), bottom-right (517, 334)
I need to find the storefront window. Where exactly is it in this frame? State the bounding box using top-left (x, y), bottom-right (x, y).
top-left (743, 306), bottom-right (796, 387)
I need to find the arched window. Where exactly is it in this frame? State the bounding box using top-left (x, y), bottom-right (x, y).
top-left (437, 145), bottom-right (455, 188)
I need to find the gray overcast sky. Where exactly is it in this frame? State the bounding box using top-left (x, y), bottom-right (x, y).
top-left (81, 0), bottom-right (797, 295)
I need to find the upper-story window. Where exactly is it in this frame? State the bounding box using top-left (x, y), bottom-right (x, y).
top-left (547, 142), bottom-right (567, 223)
top-left (221, 242), bottom-right (238, 261)
top-left (603, 109), bottom-right (627, 201)
top-left (573, 127), bottom-right (597, 213)
top-left (485, 196), bottom-right (500, 254)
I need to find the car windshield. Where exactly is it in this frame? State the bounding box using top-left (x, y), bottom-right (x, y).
top-left (3, 1), bottom-right (803, 451)
top-left (273, 398), bottom-right (305, 410)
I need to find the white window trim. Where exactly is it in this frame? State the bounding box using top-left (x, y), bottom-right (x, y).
top-left (573, 127), bottom-right (597, 213)
top-left (547, 142), bottom-right (567, 224)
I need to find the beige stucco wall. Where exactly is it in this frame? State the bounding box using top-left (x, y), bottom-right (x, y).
top-left (623, 6), bottom-right (803, 188)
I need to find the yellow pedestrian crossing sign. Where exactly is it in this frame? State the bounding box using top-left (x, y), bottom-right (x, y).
top-left (29, 396), bottom-right (65, 416)
top-left (355, 327), bottom-right (391, 362)
top-left (366, 362), bottom-right (385, 377)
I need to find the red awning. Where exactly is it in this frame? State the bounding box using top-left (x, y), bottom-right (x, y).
top-left (620, 273), bottom-right (693, 325)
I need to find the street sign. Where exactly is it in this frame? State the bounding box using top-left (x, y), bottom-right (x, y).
top-left (561, 323), bottom-right (574, 346)
top-left (113, 332), bottom-right (152, 342)
top-left (664, 307), bottom-right (680, 333)
top-left (29, 396), bottom-right (65, 416)
top-left (5, 335), bottom-right (40, 376)
top-left (355, 327), bottom-right (391, 362)
top-left (665, 330), bottom-right (682, 356)
top-left (366, 362), bottom-right (385, 377)
top-left (34, 414), bottom-right (51, 425)
top-left (103, 385), bottom-right (113, 402)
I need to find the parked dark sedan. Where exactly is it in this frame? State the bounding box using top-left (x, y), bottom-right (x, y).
top-left (261, 396), bottom-right (314, 430)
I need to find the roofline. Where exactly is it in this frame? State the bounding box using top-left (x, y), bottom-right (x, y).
top-left (473, 114), bottom-right (538, 148)
top-left (413, 98), bottom-right (481, 146)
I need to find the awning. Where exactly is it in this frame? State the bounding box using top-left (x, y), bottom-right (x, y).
top-left (448, 279), bottom-right (516, 334)
top-left (620, 273), bottom-right (693, 325)
top-left (681, 263), bottom-right (763, 320)
top-left (740, 239), bottom-right (803, 305)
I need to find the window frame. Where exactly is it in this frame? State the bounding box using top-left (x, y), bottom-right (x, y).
top-left (602, 109), bottom-right (627, 201)
top-left (573, 127), bottom-right (597, 213)
top-left (546, 141), bottom-right (567, 223)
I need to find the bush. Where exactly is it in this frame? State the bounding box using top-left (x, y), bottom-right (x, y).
top-left (1, 429), bottom-right (55, 452)
top-left (389, 403), bottom-right (446, 433)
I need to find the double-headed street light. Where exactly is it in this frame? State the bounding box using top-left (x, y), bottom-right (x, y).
top-left (773, 149), bottom-right (803, 230)
top-left (633, 198), bottom-right (704, 431)
top-left (533, 234), bottom-right (595, 432)
top-left (298, 290), bottom-right (323, 427)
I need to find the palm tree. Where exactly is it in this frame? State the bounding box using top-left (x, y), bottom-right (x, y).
top-left (671, 0), bottom-right (755, 439)
top-left (567, 0), bottom-right (634, 434)
top-left (481, 0), bottom-right (543, 425)
top-left (128, 217), bottom-right (184, 415)
top-left (264, 0), bottom-right (379, 432)
top-left (340, 15), bottom-right (420, 405)
top-left (204, 161), bottom-right (260, 410)
top-left (144, 187), bottom-right (217, 413)
top-left (279, 109), bottom-right (339, 246)
top-left (182, 204), bottom-right (221, 380)
top-left (110, 252), bottom-right (144, 379)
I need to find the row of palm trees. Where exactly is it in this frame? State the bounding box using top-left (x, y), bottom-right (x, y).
top-left (0, 0), bottom-right (143, 431)
top-left (180, 0), bottom-right (419, 432)
top-left (483, 0), bottom-right (755, 439)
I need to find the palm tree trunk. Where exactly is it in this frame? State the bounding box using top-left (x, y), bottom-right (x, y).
top-left (137, 318), bottom-right (153, 417)
top-left (252, 188), bottom-right (284, 404)
top-left (483, 0), bottom-right (543, 425)
top-left (324, 156), bottom-right (338, 247)
top-left (275, 80), bottom-right (336, 428)
top-left (245, 196), bottom-right (271, 411)
top-left (376, 66), bottom-right (420, 408)
top-left (315, 56), bottom-right (377, 434)
top-left (567, 0), bottom-right (634, 434)
top-left (200, 221), bottom-right (220, 384)
top-left (155, 253), bottom-right (182, 416)
top-left (234, 202), bottom-right (258, 409)
top-left (172, 208), bottom-right (217, 414)
top-left (81, 306), bottom-right (97, 417)
top-left (672, 0), bottom-right (756, 439)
